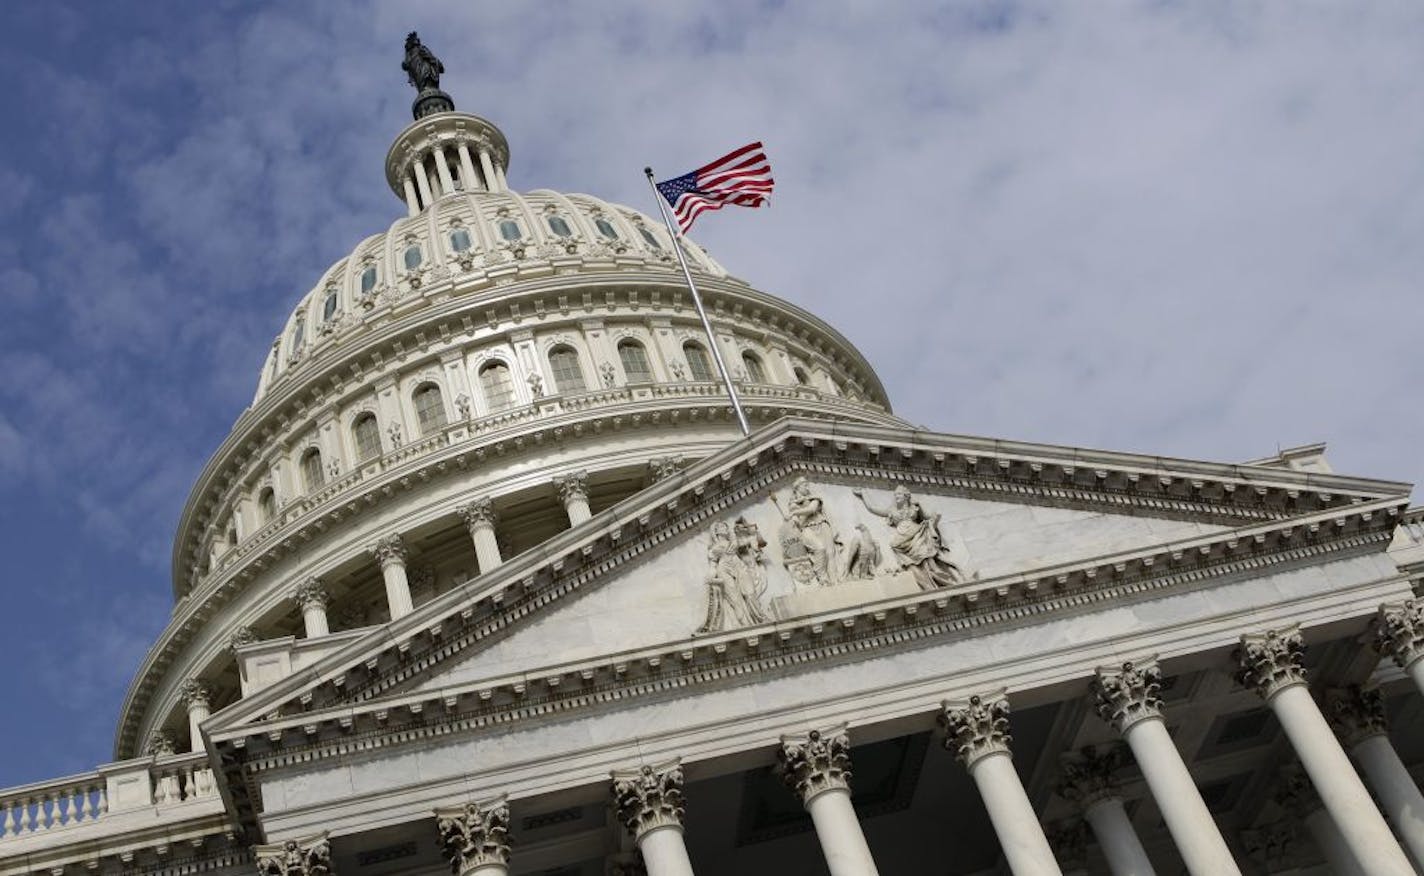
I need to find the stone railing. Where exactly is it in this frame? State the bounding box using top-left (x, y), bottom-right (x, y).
top-left (0, 752), bottom-right (217, 842)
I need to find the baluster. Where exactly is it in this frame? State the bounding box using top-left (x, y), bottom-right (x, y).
top-left (57, 789), bottom-right (71, 825)
top-left (2, 799), bottom-right (13, 836)
top-left (19, 796), bottom-right (33, 833)
top-left (181, 766), bottom-right (194, 801)
top-left (79, 784), bottom-right (94, 822)
top-left (97, 786), bottom-right (108, 817)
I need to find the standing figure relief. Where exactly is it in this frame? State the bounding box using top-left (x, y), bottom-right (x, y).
top-left (696, 517), bottom-right (771, 634)
top-left (854, 485), bottom-right (966, 591)
top-left (772, 477), bottom-right (883, 588)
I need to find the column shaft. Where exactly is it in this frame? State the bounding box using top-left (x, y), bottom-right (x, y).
top-left (1352, 734), bottom-right (1424, 870)
top-left (413, 158), bottom-right (434, 207)
top-left (479, 150), bottom-right (498, 193)
top-left (433, 147), bottom-right (456, 195)
top-left (493, 162), bottom-right (507, 191)
top-left (1305, 809), bottom-right (1366, 876)
top-left (472, 524), bottom-right (502, 572)
top-left (566, 495), bottom-right (592, 525)
top-left (1123, 719), bottom-right (1239, 875)
top-left (302, 604), bottom-right (330, 637)
top-left (1083, 798), bottom-right (1155, 876)
top-left (639, 826), bottom-right (694, 876)
top-left (806, 788), bottom-right (879, 876)
top-left (971, 752), bottom-right (1062, 875)
top-left (1270, 685), bottom-right (1413, 874)
top-left (403, 176), bottom-right (421, 216)
top-left (457, 143), bottom-right (480, 191)
top-left (186, 703), bottom-right (210, 753)
top-left (383, 562), bottom-right (413, 619)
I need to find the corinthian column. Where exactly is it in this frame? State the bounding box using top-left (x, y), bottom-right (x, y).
top-left (777, 726), bottom-right (880, 876)
top-left (291, 577), bottom-right (330, 637)
top-left (368, 534), bottom-right (414, 620)
top-left (1092, 659), bottom-right (1238, 876)
top-left (555, 472), bottom-right (592, 526)
top-left (177, 679), bottom-right (211, 754)
top-left (1057, 745), bottom-right (1155, 876)
top-left (612, 761), bottom-right (694, 876)
top-left (1324, 685), bottom-right (1424, 869)
top-left (1274, 766), bottom-right (1365, 876)
top-left (1376, 599), bottom-right (1424, 696)
top-left (457, 498), bottom-right (503, 573)
top-left (1236, 626), bottom-right (1413, 875)
top-left (435, 796), bottom-right (511, 875)
top-left (254, 833), bottom-right (332, 875)
top-left (941, 692), bottom-right (1063, 875)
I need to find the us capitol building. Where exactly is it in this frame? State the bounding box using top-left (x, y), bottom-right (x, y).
top-left (4, 36), bottom-right (1424, 876)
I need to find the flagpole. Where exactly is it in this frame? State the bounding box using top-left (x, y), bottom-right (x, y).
top-left (644, 166), bottom-right (752, 437)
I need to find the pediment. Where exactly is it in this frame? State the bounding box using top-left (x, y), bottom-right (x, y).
top-left (206, 418), bottom-right (1410, 745)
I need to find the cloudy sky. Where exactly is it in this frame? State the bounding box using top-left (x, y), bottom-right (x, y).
top-left (0, 1), bottom-right (1421, 785)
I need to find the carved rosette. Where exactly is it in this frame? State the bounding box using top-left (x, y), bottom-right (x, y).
top-left (457, 498), bottom-right (498, 532)
top-left (1375, 599), bottom-right (1424, 670)
top-left (940, 692), bottom-right (1013, 768)
top-left (777, 727), bottom-right (853, 805)
top-left (612, 761), bottom-right (686, 841)
top-left (1091, 659), bottom-right (1164, 732)
top-left (228, 625), bottom-right (258, 651)
top-left (255, 833), bottom-right (332, 876)
top-left (368, 534), bottom-right (408, 570)
top-left (1236, 626), bottom-right (1307, 701)
top-left (1324, 685), bottom-right (1388, 749)
top-left (1056, 744), bottom-right (1127, 809)
top-left (145, 730), bottom-right (176, 757)
top-left (177, 678), bottom-right (211, 711)
top-left (435, 797), bottom-right (511, 874)
top-left (554, 472), bottom-right (589, 505)
top-left (291, 577), bottom-right (329, 612)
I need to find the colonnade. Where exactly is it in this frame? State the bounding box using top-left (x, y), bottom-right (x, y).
top-left (250, 602), bottom-right (1424, 875)
top-left (400, 139), bottom-right (506, 216)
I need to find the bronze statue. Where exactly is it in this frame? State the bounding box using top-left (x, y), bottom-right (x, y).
top-left (402, 32), bottom-right (444, 92)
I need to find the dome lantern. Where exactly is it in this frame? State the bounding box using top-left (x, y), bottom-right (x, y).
top-left (387, 33), bottom-right (510, 215)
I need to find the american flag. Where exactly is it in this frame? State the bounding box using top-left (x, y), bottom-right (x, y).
top-left (654, 142), bottom-right (774, 233)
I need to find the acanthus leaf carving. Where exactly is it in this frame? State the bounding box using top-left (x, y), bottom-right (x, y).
top-left (435, 796), bottom-right (511, 874)
top-left (940, 691), bottom-right (1012, 768)
top-left (1235, 625), bottom-right (1307, 701)
top-left (1091, 659), bottom-right (1164, 732)
top-left (777, 726), bottom-right (853, 804)
top-left (255, 833), bottom-right (332, 876)
top-left (612, 761), bottom-right (685, 841)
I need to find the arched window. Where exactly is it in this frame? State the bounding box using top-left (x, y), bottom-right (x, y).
top-left (480, 361), bottom-right (517, 411)
top-left (546, 215), bottom-right (572, 238)
top-left (793, 365), bottom-right (811, 386)
top-left (226, 524), bottom-right (237, 548)
top-left (449, 227), bottom-right (472, 252)
top-left (352, 413), bottom-right (381, 462)
top-left (360, 265), bottom-right (377, 295)
top-left (403, 245), bottom-right (423, 270)
top-left (257, 488), bottom-right (277, 524)
top-left (638, 227), bottom-right (662, 250)
top-left (413, 383), bottom-right (447, 435)
top-left (498, 220), bottom-right (521, 242)
top-left (547, 346), bottom-right (586, 393)
top-left (301, 448), bottom-right (324, 492)
top-left (595, 217), bottom-right (619, 240)
top-left (741, 352), bottom-right (767, 384)
top-left (322, 289), bottom-right (339, 321)
top-left (290, 315), bottom-right (305, 351)
top-left (618, 340), bottom-right (653, 383)
top-left (683, 342), bottom-right (715, 382)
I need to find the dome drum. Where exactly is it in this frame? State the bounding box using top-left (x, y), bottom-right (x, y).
top-left (385, 112), bottom-right (511, 214)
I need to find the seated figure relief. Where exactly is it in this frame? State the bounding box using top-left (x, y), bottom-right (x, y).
top-left (773, 477), bottom-right (885, 588)
top-left (854, 485), bottom-right (967, 591)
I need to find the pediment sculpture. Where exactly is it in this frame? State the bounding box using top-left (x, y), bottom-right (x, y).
top-left (854, 484), bottom-right (967, 591)
top-left (695, 517), bottom-right (771, 634)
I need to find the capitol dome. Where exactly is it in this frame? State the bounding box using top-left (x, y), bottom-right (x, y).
top-left (115, 66), bottom-right (904, 759)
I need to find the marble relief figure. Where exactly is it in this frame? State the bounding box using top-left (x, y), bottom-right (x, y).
top-left (696, 518), bottom-right (771, 634)
top-left (854, 485), bottom-right (966, 591)
top-left (774, 476), bottom-right (841, 587)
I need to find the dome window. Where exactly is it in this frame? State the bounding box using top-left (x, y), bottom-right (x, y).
top-left (352, 413), bottom-right (381, 462)
top-left (546, 215), bottom-right (573, 238)
top-left (618, 340), bottom-right (654, 384)
top-left (793, 364), bottom-right (811, 385)
top-left (682, 342), bottom-right (715, 382)
top-left (479, 361), bottom-right (516, 411)
top-left (257, 487), bottom-right (277, 524)
top-left (360, 266), bottom-right (378, 295)
top-left (403, 245), bottom-right (423, 271)
top-left (290, 315), bottom-right (306, 351)
top-left (741, 351), bottom-right (767, 384)
top-left (322, 289), bottom-right (339, 322)
top-left (548, 346), bottom-right (586, 393)
top-left (595, 217), bottom-right (619, 240)
top-left (449, 227), bottom-right (473, 253)
top-left (638, 227), bottom-right (662, 250)
top-left (498, 220), bottom-right (522, 242)
top-left (413, 383), bottom-right (447, 435)
top-left (301, 448), bottom-right (324, 492)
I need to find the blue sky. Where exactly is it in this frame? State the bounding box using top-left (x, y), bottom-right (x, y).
top-left (1, 1), bottom-right (1422, 786)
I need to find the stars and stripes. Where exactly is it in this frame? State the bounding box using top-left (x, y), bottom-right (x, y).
top-left (654, 142), bottom-right (773, 232)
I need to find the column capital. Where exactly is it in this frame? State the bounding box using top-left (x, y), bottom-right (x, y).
top-left (554, 471), bottom-right (589, 504)
top-left (457, 497), bottom-right (498, 530)
top-left (255, 833), bottom-right (332, 876)
top-left (1324, 685), bottom-right (1388, 748)
top-left (1272, 764), bottom-right (1323, 819)
top-left (145, 730), bottom-right (176, 756)
top-left (177, 678), bottom-right (211, 711)
top-left (1057, 744), bottom-right (1127, 809)
top-left (940, 690), bottom-right (1012, 768)
top-left (291, 577), bottom-right (329, 611)
top-left (1091, 658), bottom-right (1164, 732)
top-left (1375, 598), bottom-right (1424, 670)
top-left (368, 534), bottom-right (408, 569)
top-left (777, 726), bottom-right (852, 805)
top-left (228, 625), bottom-right (258, 651)
top-left (1235, 625), bottom-right (1307, 701)
top-left (435, 796), bottom-right (511, 874)
top-left (612, 760), bottom-right (685, 841)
